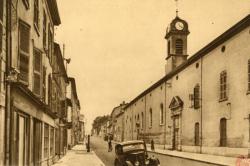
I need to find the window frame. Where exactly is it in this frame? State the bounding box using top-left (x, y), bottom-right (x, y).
top-left (43, 10), bottom-right (47, 49)
top-left (219, 71), bottom-right (228, 101)
top-left (44, 123), bottom-right (49, 159)
top-left (50, 127), bottom-right (54, 156)
top-left (194, 84), bottom-right (200, 109)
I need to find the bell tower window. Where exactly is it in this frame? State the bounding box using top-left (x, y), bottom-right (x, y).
top-left (175, 39), bottom-right (183, 54)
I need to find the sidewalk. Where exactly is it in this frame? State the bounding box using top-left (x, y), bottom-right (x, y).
top-left (53, 145), bottom-right (105, 166)
top-left (145, 144), bottom-right (237, 166)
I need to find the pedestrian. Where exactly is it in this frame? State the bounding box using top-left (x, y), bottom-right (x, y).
top-left (151, 139), bottom-right (155, 151)
top-left (108, 136), bottom-right (112, 152)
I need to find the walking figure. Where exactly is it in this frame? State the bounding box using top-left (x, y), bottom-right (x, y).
top-left (151, 139), bottom-right (155, 151)
top-left (108, 136), bottom-right (112, 152)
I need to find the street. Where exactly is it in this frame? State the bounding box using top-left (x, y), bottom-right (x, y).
top-left (90, 136), bottom-right (116, 166)
top-left (89, 136), bottom-right (227, 166)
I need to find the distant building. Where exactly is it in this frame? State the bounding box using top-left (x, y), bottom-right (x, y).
top-left (67, 77), bottom-right (81, 147)
top-left (79, 114), bottom-right (85, 142)
top-left (110, 102), bottom-right (127, 141)
top-left (123, 14), bottom-right (250, 158)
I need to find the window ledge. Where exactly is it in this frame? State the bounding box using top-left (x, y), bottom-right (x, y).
top-left (159, 123), bottom-right (164, 126)
top-left (34, 23), bottom-right (40, 36)
top-left (219, 98), bottom-right (228, 102)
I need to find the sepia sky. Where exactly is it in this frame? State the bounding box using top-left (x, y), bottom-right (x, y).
top-left (54, 0), bottom-right (250, 133)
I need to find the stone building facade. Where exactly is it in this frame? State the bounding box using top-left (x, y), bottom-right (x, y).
top-left (1, 1), bottom-right (82, 166)
top-left (123, 14), bottom-right (250, 157)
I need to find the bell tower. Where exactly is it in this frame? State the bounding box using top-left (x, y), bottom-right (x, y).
top-left (165, 15), bottom-right (190, 75)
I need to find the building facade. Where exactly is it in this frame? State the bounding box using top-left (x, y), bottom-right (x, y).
top-left (67, 77), bottom-right (81, 147)
top-left (122, 14), bottom-right (250, 158)
top-left (1, 1), bottom-right (82, 166)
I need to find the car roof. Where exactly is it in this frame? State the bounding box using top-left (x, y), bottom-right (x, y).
top-left (117, 140), bottom-right (144, 146)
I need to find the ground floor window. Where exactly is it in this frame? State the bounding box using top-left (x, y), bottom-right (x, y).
top-left (44, 124), bottom-right (49, 158)
top-left (50, 127), bottom-right (54, 156)
top-left (33, 118), bottom-right (42, 166)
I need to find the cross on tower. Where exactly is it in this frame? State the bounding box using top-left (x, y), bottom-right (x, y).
top-left (175, 0), bottom-right (179, 16)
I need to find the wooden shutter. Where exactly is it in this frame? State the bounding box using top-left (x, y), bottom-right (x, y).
top-left (19, 22), bottom-right (30, 82)
top-left (33, 49), bottom-right (42, 96)
top-left (42, 66), bottom-right (46, 101)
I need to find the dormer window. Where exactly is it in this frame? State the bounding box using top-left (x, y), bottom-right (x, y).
top-left (175, 39), bottom-right (183, 54)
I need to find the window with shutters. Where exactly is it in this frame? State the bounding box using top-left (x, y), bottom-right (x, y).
top-left (248, 60), bottom-right (250, 92)
top-left (33, 49), bottom-right (42, 96)
top-left (194, 123), bottom-right (200, 146)
top-left (220, 71), bottom-right (228, 101)
top-left (43, 11), bottom-right (47, 49)
top-left (42, 66), bottom-right (46, 101)
top-left (48, 29), bottom-right (53, 63)
top-left (19, 21), bottom-right (30, 83)
top-left (50, 127), bottom-right (54, 156)
top-left (194, 84), bottom-right (200, 109)
top-left (220, 118), bottom-right (227, 147)
top-left (160, 103), bottom-right (164, 125)
top-left (175, 39), bottom-right (183, 54)
top-left (34, 0), bottom-right (39, 31)
top-left (44, 124), bottom-right (49, 158)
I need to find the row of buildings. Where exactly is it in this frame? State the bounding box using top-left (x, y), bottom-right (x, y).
top-left (102, 13), bottom-right (250, 158)
top-left (0, 0), bottom-right (84, 165)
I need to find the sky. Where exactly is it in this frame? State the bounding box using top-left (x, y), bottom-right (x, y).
top-left (54, 0), bottom-right (250, 133)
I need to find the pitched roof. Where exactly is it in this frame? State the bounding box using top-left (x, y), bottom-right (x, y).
top-left (124, 14), bottom-right (250, 110)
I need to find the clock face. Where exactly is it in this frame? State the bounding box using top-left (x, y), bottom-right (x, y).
top-left (175, 21), bottom-right (184, 30)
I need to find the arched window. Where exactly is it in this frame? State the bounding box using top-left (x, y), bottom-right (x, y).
top-left (194, 123), bottom-right (200, 146)
top-left (220, 118), bottom-right (227, 147)
top-left (175, 39), bottom-right (183, 54)
top-left (194, 84), bottom-right (200, 109)
top-left (160, 103), bottom-right (164, 125)
top-left (149, 108), bottom-right (153, 127)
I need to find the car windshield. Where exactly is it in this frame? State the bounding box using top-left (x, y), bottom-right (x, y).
top-left (122, 143), bottom-right (145, 152)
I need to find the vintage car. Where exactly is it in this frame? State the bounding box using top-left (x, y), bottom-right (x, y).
top-left (114, 140), bottom-right (160, 166)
